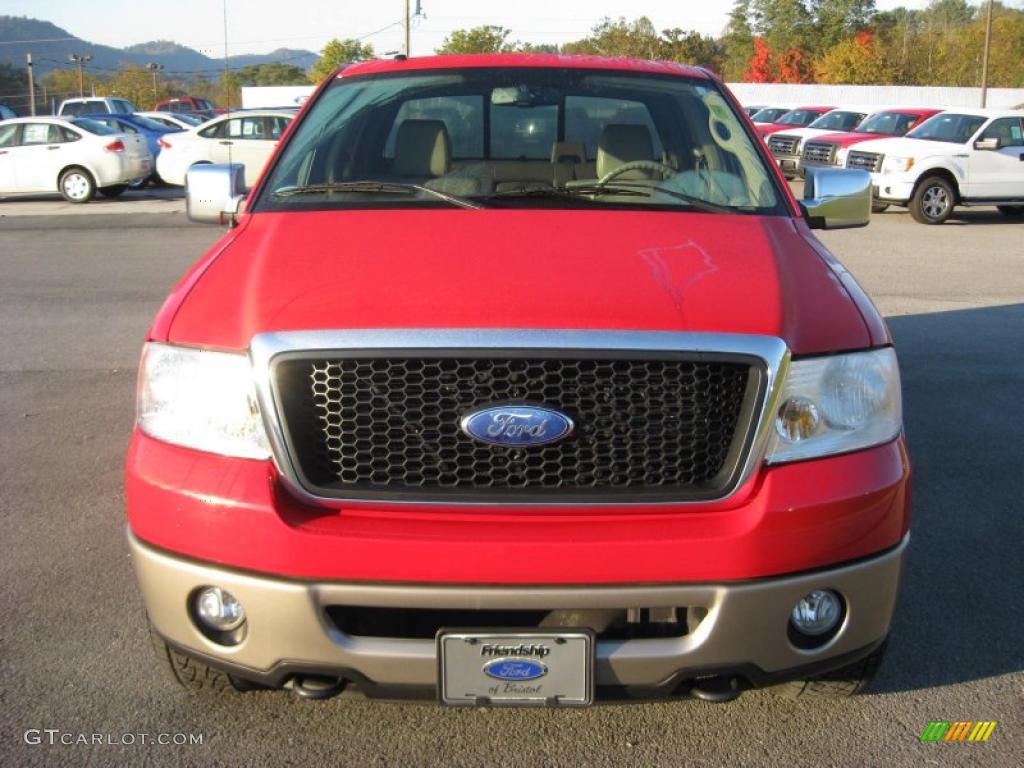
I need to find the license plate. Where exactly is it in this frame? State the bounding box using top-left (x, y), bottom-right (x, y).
top-left (437, 630), bottom-right (594, 707)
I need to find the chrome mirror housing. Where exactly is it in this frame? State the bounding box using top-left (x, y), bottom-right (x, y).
top-left (801, 167), bottom-right (872, 230)
top-left (185, 163), bottom-right (246, 225)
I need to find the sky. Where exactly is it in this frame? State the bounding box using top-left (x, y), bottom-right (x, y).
top-left (3, 0), bottom-right (941, 57)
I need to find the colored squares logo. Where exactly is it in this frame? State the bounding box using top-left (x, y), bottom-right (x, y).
top-left (921, 721), bottom-right (997, 743)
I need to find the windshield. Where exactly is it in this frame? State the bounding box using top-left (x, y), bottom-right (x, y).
top-left (750, 107), bottom-right (788, 123)
top-left (808, 110), bottom-right (866, 131)
top-left (907, 113), bottom-right (987, 144)
top-left (776, 109), bottom-right (825, 126)
top-left (256, 68), bottom-right (783, 215)
top-left (855, 111), bottom-right (922, 136)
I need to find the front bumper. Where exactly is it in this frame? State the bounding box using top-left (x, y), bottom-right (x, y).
top-left (773, 154), bottom-right (801, 175)
top-left (870, 175), bottom-right (915, 204)
top-left (134, 532), bottom-right (907, 696)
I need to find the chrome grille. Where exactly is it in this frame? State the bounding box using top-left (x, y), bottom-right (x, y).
top-left (846, 150), bottom-right (883, 173)
top-left (768, 134), bottom-right (800, 156)
top-left (802, 141), bottom-right (837, 166)
top-left (271, 353), bottom-right (763, 502)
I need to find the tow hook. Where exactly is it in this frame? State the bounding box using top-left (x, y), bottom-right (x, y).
top-left (290, 675), bottom-right (346, 700)
top-left (689, 676), bottom-right (742, 703)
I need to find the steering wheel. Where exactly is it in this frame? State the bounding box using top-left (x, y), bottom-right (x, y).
top-left (598, 160), bottom-right (677, 185)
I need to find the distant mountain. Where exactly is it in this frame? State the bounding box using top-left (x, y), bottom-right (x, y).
top-left (0, 16), bottom-right (318, 78)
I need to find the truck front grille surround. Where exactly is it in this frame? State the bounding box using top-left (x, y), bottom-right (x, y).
top-left (846, 150), bottom-right (883, 173)
top-left (802, 141), bottom-right (837, 166)
top-left (767, 134), bottom-right (800, 156)
top-left (250, 331), bottom-right (789, 505)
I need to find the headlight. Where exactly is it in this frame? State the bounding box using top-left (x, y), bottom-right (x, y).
top-left (766, 348), bottom-right (901, 463)
top-left (136, 343), bottom-right (271, 459)
top-left (882, 155), bottom-right (914, 173)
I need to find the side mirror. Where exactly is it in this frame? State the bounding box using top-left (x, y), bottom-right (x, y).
top-left (800, 167), bottom-right (872, 230)
top-left (973, 136), bottom-right (1001, 151)
top-left (185, 163), bottom-right (246, 225)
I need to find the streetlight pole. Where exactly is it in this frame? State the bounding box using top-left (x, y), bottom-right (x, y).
top-left (69, 53), bottom-right (93, 97)
top-left (146, 62), bottom-right (164, 103)
top-left (979, 0), bottom-right (994, 107)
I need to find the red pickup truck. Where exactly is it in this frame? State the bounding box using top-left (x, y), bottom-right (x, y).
top-left (128, 54), bottom-right (909, 706)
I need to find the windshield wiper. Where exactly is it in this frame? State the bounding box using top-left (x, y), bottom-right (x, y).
top-left (489, 182), bottom-right (736, 214)
top-left (272, 180), bottom-right (482, 210)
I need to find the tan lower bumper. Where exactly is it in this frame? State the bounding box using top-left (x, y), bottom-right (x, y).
top-left (131, 532), bottom-right (907, 689)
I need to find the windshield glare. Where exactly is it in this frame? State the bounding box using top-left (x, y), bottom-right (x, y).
top-left (907, 113), bottom-right (987, 144)
top-left (751, 107), bottom-right (788, 123)
top-left (776, 109), bottom-right (823, 126)
top-left (256, 68), bottom-right (782, 214)
top-left (856, 111), bottom-right (921, 135)
top-left (808, 111), bottom-right (866, 131)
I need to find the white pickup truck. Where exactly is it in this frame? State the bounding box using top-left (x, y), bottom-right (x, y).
top-left (843, 109), bottom-right (1024, 224)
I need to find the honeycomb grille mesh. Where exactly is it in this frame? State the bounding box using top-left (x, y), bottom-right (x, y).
top-left (274, 355), bottom-right (755, 500)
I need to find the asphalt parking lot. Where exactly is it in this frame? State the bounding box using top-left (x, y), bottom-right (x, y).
top-left (1, 191), bottom-right (1022, 767)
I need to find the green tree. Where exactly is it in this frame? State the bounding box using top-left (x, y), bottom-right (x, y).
top-left (659, 29), bottom-right (726, 72)
top-left (309, 38), bottom-right (375, 83)
top-left (562, 17), bottom-right (662, 59)
top-left (108, 64), bottom-right (170, 110)
top-left (812, 0), bottom-right (878, 49)
top-left (749, 0), bottom-right (817, 52)
top-left (721, 1), bottom-right (756, 80)
top-left (42, 68), bottom-right (105, 102)
top-left (437, 26), bottom-right (515, 54)
top-left (232, 62), bottom-right (309, 86)
top-left (816, 31), bottom-right (896, 83)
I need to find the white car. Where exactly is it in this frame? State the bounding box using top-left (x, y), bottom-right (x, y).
top-left (135, 111), bottom-right (206, 131)
top-left (155, 110), bottom-right (294, 188)
top-left (0, 116), bottom-right (152, 202)
top-left (765, 109), bottom-right (872, 178)
top-left (845, 109), bottom-right (1024, 224)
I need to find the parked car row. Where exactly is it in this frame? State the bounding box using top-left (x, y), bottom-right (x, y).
top-left (1, 103), bottom-right (296, 201)
top-left (747, 104), bottom-right (1024, 224)
top-left (0, 116), bottom-right (152, 202)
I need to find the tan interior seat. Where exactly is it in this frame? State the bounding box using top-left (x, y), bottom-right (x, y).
top-left (392, 119), bottom-right (480, 196)
top-left (393, 119), bottom-right (451, 179)
top-left (595, 124), bottom-right (655, 181)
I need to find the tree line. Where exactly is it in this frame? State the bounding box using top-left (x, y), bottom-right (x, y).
top-left (2, 0), bottom-right (1020, 114)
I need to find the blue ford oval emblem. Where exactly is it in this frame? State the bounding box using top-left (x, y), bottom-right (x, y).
top-left (460, 405), bottom-right (574, 447)
top-left (483, 658), bottom-right (548, 682)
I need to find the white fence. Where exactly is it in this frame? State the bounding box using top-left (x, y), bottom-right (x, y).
top-left (726, 83), bottom-right (1024, 109)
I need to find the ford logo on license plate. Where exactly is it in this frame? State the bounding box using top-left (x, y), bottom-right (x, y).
top-left (482, 658), bottom-right (548, 682)
top-left (460, 405), bottom-right (574, 447)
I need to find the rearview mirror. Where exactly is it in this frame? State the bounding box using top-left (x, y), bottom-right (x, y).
top-left (800, 167), bottom-right (872, 230)
top-left (185, 163), bottom-right (246, 225)
top-left (973, 137), bottom-right (1001, 150)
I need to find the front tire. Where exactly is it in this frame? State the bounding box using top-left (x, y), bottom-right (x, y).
top-left (150, 624), bottom-right (251, 695)
top-left (59, 167), bottom-right (96, 203)
top-left (997, 205), bottom-right (1023, 217)
top-left (770, 640), bottom-right (888, 699)
top-left (99, 184), bottom-right (128, 198)
top-left (909, 176), bottom-right (955, 224)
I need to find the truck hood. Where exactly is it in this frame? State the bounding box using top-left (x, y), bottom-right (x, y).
top-left (846, 136), bottom-right (954, 158)
top-left (166, 209), bottom-right (871, 354)
top-left (809, 131), bottom-right (892, 148)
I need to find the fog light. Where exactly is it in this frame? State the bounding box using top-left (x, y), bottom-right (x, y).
top-left (195, 587), bottom-right (246, 632)
top-left (790, 590), bottom-right (842, 636)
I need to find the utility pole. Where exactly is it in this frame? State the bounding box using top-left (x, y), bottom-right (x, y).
top-left (146, 62), bottom-right (164, 103)
top-left (404, 0), bottom-right (411, 57)
top-left (26, 53), bottom-right (36, 116)
top-left (979, 0), bottom-right (994, 107)
top-left (69, 53), bottom-right (93, 97)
